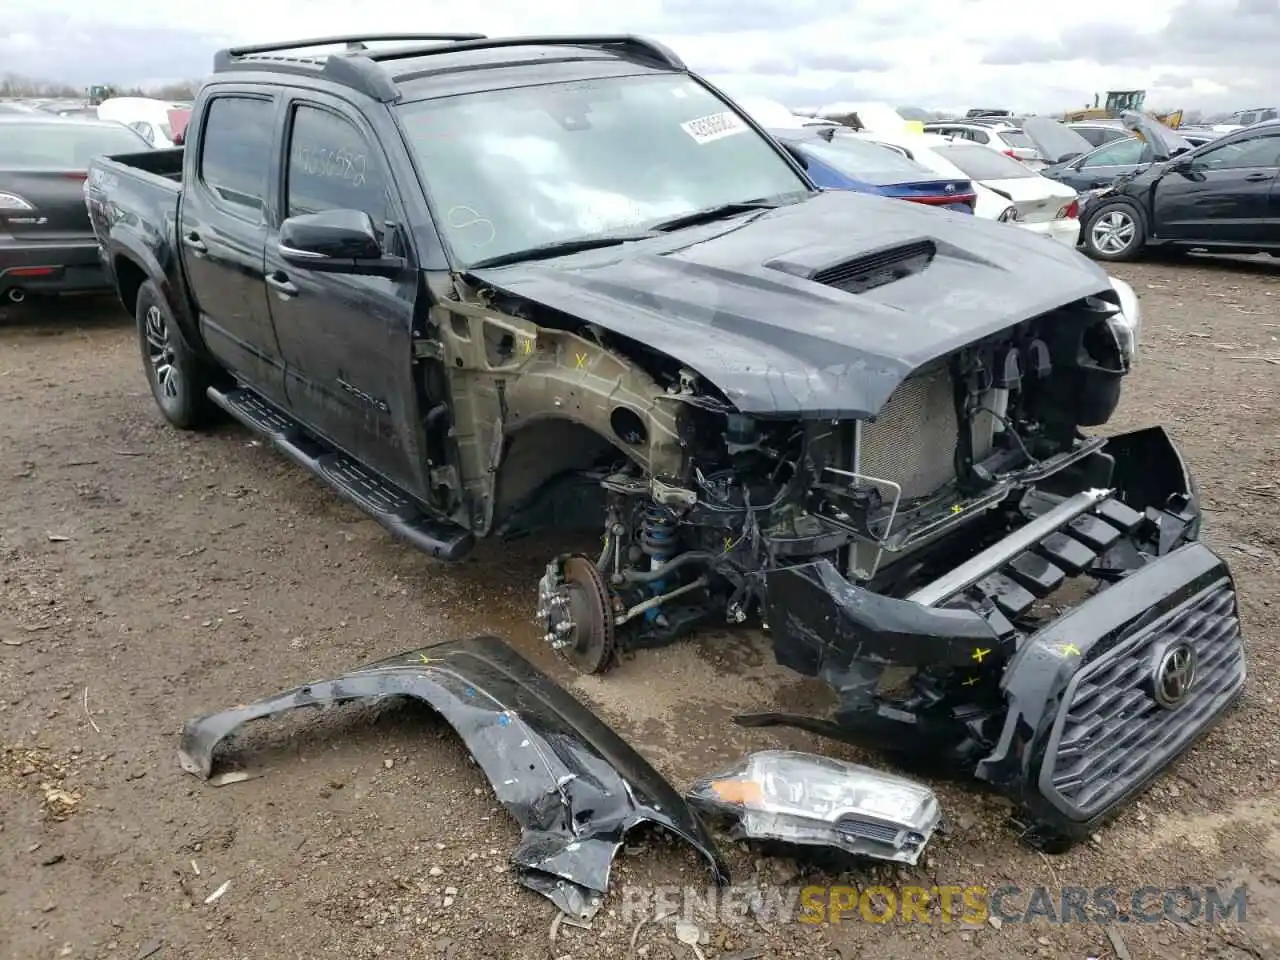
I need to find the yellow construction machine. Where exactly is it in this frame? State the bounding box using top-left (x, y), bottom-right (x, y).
top-left (1064, 90), bottom-right (1182, 128)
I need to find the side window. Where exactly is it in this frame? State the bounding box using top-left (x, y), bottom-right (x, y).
top-left (970, 129), bottom-right (990, 144)
top-left (1237, 112), bottom-right (1257, 126)
top-left (129, 121), bottom-right (155, 145)
top-left (1080, 138), bottom-right (1145, 168)
top-left (1193, 132), bottom-right (1280, 170)
top-left (199, 96), bottom-right (274, 213)
top-left (1262, 109), bottom-right (1277, 122)
top-left (286, 104), bottom-right (387, 224)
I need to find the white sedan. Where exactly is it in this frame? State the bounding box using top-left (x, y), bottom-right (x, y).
top-left (850, 130), bottom-right (1082, 247)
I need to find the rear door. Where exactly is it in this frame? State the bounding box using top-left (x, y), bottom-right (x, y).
top-left (178, 91), bottom-right (287, 404)
top-left (263, 92), bottom-right (424, 495)
top-left (1153, 128), bottom-right (1280, 242)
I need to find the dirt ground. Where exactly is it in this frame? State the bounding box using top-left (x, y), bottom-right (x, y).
top-left (2, 256), bottom-right (1279, 960)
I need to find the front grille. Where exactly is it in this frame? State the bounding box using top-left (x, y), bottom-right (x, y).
top-left (1045, 581), bottom-right (1245, 816)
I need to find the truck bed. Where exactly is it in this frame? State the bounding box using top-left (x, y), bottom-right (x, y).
top-left (105, 147), bottom-right (184, 183)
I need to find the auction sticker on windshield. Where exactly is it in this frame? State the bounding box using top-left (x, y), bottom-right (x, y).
top-left (681, 111), bottom-right (748, 144)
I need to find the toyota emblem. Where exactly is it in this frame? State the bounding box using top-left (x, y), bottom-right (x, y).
top-left (1153, 642), bottom-right (1197, 708)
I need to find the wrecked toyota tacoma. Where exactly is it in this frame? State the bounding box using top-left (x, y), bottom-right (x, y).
top-left (87, 33), bottom-right (1246, 850)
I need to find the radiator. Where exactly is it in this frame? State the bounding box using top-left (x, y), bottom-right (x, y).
top-left (857, 366), bottom-right (996, 502)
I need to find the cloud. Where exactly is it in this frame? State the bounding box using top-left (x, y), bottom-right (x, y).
top-left (0, 0), bottom-right (1273, 113)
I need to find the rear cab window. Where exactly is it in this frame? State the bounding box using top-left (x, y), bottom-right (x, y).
top-left (198, 96), bottom-right (275, 215)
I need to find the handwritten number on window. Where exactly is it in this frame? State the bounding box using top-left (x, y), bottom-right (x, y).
top-left (294, 146), bottom-right (368, 187)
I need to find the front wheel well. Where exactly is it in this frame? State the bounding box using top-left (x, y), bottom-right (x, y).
top-left (112, 255), bottom-right (148, 318)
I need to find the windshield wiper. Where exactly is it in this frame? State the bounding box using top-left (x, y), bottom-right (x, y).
top-left (648, 199), bottom-right (785, 233)
top-left (468, 232), bottom-right (657, 269)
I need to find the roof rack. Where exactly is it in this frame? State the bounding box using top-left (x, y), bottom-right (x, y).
top-left (210, 33), bottom-right (685, 104)
top-left (373, 34), bottom-right (684, 75)
top-left (212, 34), bottom-right (486, 101)
top-left (214, 34), bottom-right (485, 66)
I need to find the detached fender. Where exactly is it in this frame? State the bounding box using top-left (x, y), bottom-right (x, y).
top-left (177, 633), bottom-right (729, 919)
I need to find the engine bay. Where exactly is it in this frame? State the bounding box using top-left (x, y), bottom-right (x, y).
top-left (534, 293), bottom-right (1135, 672)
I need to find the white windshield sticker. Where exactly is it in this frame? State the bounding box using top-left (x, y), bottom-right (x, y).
top-left (681, 111), bottom-right (747, 144)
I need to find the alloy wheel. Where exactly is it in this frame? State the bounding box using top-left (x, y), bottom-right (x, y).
top-left (1090, 210), bottom-right (1136, 256)
top-left (144, 305), bottom-right (180, 401)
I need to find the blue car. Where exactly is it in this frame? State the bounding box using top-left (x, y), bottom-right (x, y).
top-left (770, 127), bottom-right (976, 213)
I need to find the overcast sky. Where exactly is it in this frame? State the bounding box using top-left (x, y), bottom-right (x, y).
top-left (1, 0), bottom-right (1276, 114)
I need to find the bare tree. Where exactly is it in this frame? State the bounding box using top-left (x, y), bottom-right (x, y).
top-left (1, 73), bottom-right (200, 100)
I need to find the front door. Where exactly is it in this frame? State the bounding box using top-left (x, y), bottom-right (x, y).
top-left (263, 94), bottom-right (425, 498)
top-left (180, 92), bottom-right (287, 404)
top-left (1057, 137), bottom-right (1149, 191)
top-left (1153, 128), bottom-right (1280, 243)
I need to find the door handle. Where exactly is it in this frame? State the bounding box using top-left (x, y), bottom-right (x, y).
top-left (182, 231), bottom-right (207, 253)
top-left (265, 272), bottom-right (299, 297)
top-left (1243, 172), bottom-right (1272, 182)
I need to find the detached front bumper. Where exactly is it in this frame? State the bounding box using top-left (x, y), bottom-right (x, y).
top-left (757, 426), bottom-right (1246, 846)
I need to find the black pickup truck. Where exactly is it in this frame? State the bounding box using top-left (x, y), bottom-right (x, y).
top-left (87, 33), bottom-right (1245, 849)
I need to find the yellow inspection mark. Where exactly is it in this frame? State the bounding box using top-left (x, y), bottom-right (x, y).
top-left (723, 536), bottom-right (735, 552)
top-left (1058, 642), bottom-right (1082, 657)
top-left (971, 647), bottom-right (991, 664)
top-left (521, 337), bottom-right (534, 355)
top-left (962, 675), bottom-right (980, 687)
top-left (574, 352), bottom-right (588, 369)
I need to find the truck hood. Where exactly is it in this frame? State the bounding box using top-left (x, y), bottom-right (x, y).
top-left (468, 189), bottom-right (1112, 419)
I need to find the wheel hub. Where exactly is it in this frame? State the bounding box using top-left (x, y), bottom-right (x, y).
top-left (536, 554), bottom-right (616, 674)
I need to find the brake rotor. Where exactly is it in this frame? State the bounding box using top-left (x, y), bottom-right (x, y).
top-left (557, 554), bottom-right (617, 674)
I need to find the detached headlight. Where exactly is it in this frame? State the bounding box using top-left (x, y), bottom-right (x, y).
top-left (1106, 275), bottom-right (1141, 362)
top-left (686, 750), bottom-right (943, 865)
top-left (997, 205), bottom-right (1018, 222)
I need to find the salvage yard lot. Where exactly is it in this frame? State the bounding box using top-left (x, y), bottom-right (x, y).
top-left (2, 257), bottom-right (1279, 960)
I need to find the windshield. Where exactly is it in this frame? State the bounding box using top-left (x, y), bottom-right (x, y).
top-left (931, 143), bottom-right (1038, 180)
top-left (397, 74), bottom-right (811, 267)
top-left (796, 134), bottom-right (940, 185)
top-left (0, 122), bottom-right (151, 167)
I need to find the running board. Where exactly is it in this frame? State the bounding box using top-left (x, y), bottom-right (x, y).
top-left (207, 386), bottom-right (474, 562)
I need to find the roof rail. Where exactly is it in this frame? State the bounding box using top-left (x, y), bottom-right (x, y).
top-left (212, 34), bottom-right (486, 102)
top-left (213, 34), bottom-right (485, 67)
top-left (208, 34), bottom-right (683, 104)
top-left (376, 34), bottom-right (686, 76)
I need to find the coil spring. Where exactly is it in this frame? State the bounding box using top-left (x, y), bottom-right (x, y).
top-left (639, 502), bottom-right (678, 558)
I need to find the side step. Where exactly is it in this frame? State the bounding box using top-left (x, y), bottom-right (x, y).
top-left (207, 386), bottom-right (474, 562)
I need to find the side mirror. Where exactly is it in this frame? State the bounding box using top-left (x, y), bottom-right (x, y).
top-left (1169, 156), bottom-right (1194, 173)
top-left (278, 209), bottom-right (404, 277)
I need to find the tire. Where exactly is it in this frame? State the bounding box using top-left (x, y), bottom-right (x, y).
top-left (136, 279), bottom-right (219, 429)
top-left (1082, 202), bottom-right (1146, 262)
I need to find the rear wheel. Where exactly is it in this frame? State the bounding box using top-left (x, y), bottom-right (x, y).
top-left (136, 280), bottom-right (219, 429)
top-left (1083, 203), bottom-right (1146, 261)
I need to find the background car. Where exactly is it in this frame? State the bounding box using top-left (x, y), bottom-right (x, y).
top-left (922, 119), bottom-right (1044, 167)
top-left (1079, 118), bottom-right (1280, 261)
top-left (850, 130), bottom-right (1082, 245)
top-left (0, 114), bottom-right (153, 304)
top-left (769, 127), bottom-right (976, 212)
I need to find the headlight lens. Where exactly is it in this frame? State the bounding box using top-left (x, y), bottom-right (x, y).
top-left (997, 205), bottom-right (1018, 222)
top-left (1106, 275), bottom-right (1141, 363)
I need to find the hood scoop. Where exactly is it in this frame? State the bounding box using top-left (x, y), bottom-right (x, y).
top-left (784, 239), bottom-right (937, 296)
